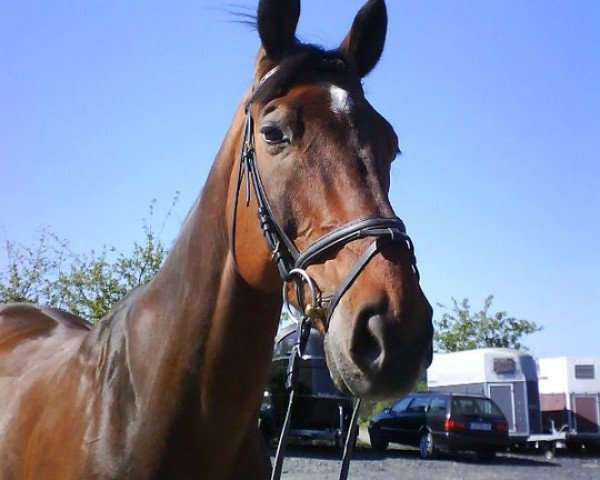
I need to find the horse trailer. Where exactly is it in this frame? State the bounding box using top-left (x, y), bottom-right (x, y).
top-left (427, 348), bottom-right (543, 444)
top-left (537, 357), bottom-right (600, 447)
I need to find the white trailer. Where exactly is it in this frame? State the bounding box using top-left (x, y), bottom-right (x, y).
top-left (427, 348), bottom-right (567, 457)
top-left (537, 357), bottom-right (600, 447)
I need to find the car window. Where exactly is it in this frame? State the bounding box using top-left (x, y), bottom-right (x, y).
top-left (452, 397), bottom-right (503, 417)
top-left (406, 396), bottom-right (430, 413)
top-left (274, 333), bottom-right (296, 356)
top-left (428, 396), bottom-right (448, 414)
top-left (391, 396), bottom-right (412, 414)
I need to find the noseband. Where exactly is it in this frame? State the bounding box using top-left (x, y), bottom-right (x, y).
top-left (231, 67), bottom-right (419, 331)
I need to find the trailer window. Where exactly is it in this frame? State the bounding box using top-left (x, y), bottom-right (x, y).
top-left (574, 364), bottom-right (595, 379)
top-left (493, 358), bottom-right (516, 374)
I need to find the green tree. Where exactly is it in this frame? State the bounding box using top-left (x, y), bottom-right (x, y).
top-left (434, 295), bottom-right (542, 353)
top-left (0, 196), bottom-right (177, 323)
top-left (0, 230), bottom-right (69, 305)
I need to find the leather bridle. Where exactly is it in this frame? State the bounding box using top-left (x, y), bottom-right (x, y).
top-left (231, 67), bottom-right (419, 330)
top-left (230, 66), bottom-right (421, 480)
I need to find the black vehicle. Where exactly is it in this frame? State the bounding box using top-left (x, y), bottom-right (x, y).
top-left (368, 392), bottom-right (510, 460)
top-left (259, 324), bottom-right (355, 448)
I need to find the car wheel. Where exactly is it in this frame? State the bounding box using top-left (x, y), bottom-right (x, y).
top-left (475, 449), bottom-right (496, 462)
top-left (368, 428), bottom-right (389, 451)
top-left (509, 442), bottom-right (525, 453)
top-left (542, 442), bottom-right (555, 460)
top-left (419, 431), bottom-right (436, 459)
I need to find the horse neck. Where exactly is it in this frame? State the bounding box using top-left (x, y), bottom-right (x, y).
top-left (84, 101), bottom-right (281, 468)
top-left (149, 102), bottom-right (282, 396)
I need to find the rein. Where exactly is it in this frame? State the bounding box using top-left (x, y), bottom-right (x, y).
top-left (230, 67), bottom-right (420, 480)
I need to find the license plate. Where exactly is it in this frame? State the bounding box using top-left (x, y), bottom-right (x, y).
top-left (470, 422), bottom-right (492, 431)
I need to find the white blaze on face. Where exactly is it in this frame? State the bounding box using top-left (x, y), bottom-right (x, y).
top-left (329, 85), bottom-right (352, 115)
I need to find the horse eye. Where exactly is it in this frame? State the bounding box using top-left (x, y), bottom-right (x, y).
top-left (260, 126), bottom-right (288, 145)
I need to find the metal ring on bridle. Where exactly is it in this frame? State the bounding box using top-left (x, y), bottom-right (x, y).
top-left (285, 268), bottom-right (325, 320)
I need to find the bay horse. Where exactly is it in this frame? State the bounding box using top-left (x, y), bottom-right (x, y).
top-left (0, 0), bottom-right (433, 478)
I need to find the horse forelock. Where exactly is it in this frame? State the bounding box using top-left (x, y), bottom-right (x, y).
top-left (252, 44), bottom-right (362, 108)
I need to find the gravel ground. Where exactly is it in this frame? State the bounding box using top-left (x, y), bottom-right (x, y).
top-left (269, 429), bottom-right (600, 480)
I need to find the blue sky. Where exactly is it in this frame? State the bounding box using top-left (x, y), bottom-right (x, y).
top-left (1, 1), bottom-right (598, 358)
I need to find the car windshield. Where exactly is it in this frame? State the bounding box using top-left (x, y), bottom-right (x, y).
top-left (451, 397), bottom-right (503, 417)
top-left (391, 397), bottom-right (412, 414)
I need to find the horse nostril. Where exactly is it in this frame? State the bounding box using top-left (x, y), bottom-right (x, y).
top-left (350, 312), bottom-right (386, 373)
top-left (350, 307), bottom-right (433, 377)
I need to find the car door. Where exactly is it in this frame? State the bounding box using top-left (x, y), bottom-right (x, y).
top-left (426, 395), bottom-right (449, 434)
top-left (377, 396), bottom-right (413, 442)
top-left (398, 396), bottom-right (431, 445)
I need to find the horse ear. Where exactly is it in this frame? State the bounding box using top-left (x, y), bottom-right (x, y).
top-left (338, 0), bottom-right (388, 78)
top-left (257, 0), bottom-right (301, 61)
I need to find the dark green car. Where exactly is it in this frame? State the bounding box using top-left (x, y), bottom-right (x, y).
top-left (368, 392), bottom-right (510, 460)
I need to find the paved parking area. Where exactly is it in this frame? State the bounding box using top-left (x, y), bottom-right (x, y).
top-left (270, 433), bottom-right (600, 480)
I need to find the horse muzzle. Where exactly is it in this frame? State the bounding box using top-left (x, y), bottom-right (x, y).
top-left (324, 302), bottom-right (433, 400)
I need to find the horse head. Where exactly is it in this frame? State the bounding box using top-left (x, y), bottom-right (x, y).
top-left (229, 0), bottom-right (433, 401)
